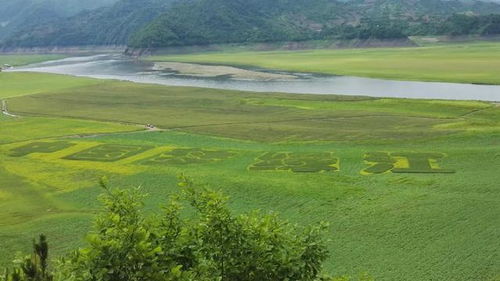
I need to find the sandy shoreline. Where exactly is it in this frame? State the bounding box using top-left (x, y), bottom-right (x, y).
top-left (153, 61), bottom-right (297, 81)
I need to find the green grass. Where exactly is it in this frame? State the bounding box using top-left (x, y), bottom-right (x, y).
top-left (138, 148), bottom-right (238, 165)
top-left (0, 55), bottom-right (66, 67)
top-left (8, 141), bottom-right (75, 157)
top-left (64, 144), bottom-right (153, 162)
top-left (9, 81), bottom-right (498, 142)
top-left (0, 72), bottom-right (499, 281)
top-left (0, 72), bottom-right (105, 99)
top-left (148, 41), bottom-right (500, 85)
top-left (248, 152), bottom-right (339, 172)
top-left (0, 115), bottom-right (139, 144)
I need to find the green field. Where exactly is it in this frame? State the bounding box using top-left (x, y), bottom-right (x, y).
top-left (0, 55), bottom-right (66, 67)
top-left (148, 41), bottom-right (500, 85)
top-left (1, 71), bottom-right (499, 281)
top-left (0, 72), bottom-right (104, 99)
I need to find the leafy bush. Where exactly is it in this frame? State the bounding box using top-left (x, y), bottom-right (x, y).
top-left (2, 235), bottom-right (53, 281)
top-left (2, 176), bottom-right (331, 281)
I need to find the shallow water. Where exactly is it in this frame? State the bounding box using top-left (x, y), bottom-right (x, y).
top-left (11, 54), bottom-right (500, 102)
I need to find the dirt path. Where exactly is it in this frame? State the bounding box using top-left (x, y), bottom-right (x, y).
top-left (0, 103), bottom-right (164, 144)
top-left (66, 124), bottom-right (164, 139)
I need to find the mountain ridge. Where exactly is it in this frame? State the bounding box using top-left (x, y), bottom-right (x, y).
top-left (2, 0), bottom-right (500, 48)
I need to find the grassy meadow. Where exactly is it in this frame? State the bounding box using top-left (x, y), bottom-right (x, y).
top-left (0, 72), bottom-right (104, 99)
top-left (148, 41), bottom-right (500, 85)
top-left (1, 66), bottom-right (500, 280)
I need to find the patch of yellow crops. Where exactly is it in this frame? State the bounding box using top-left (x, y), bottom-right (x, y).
top-left (3, 159), bottom-right (92, 193)
top-left (392, 156), bottom-right (410, 169)
top-left (2, 141), bottom-right (152, 194)
top-left (392, 153), bottom-right (449, 170)
top-left (118, 145), bottom-right (177, 164)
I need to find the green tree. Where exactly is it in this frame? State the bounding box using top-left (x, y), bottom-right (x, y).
top-left (174, 175), bottom-right (330, 281)
top-left (2, 235), bottom-right (53, 281)
top-left (58, 179), bottom-right (185, 281)
top-left (4, 177), bottom-right (332, 281)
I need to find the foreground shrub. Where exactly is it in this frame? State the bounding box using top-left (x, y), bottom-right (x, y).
top-left (2, 235), bottom-right (52, 281)
top-left (3, 177), bottom-right (330, 281)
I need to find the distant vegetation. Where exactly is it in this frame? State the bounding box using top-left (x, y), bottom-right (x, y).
top-left (0, 0), bottom-right (175, 47)
top-left (414, 13), bottom-right (500, 36)
top-left (2, 0), bottom-right (500, 48)
top-left (130, 0), bottom-right (500, 48)
top-left (0, 0), bottom-right (117, 41)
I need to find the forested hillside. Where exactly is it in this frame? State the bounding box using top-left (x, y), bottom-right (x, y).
top-left (2, 0), bottom-right (500, 48)
top-left (130, 0), bottom-right (500, 48)
top-left (0, 0), bottom-right (117, 40)
top-left (0, 0), bottom-right (176, 47)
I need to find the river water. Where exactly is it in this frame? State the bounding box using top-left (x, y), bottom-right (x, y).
top-left (10, 54), bottom-right (500, 102)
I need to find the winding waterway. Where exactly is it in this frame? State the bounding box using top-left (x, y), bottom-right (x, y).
top-left (9, 54), bottom-right (500, 101)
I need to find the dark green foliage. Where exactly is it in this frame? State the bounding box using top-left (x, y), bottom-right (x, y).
top-left (138, 148), bottom-right (237, 165)
top-left (0, 0), bottom-right (117, 41)
top-left (174, 176), bottom-right (330, 281)
top-left (64, 144), bottom-right (152, 162)
top-left (322, 18), bottom-right (409, 40)
top-left (57, 180), bottom-right (172, 281)
top-left (1, 0), bottom-right (176, 47)
top-left (439, 14), bottom-right (500, 36)
top-left (129, 0), bottom-right (319, 48)
top-left (129, 0), bottom-right (500, 48)
top-left (9, 141), bottom-right (74, 157)
top-left (1, 178), bottom-right (330, 281)
top-left (3, 0), bottom-right (500, 48)
top-left (249, 152), bottom-right (339, 173)
top-left (2, 235), bottom-right (53, 281)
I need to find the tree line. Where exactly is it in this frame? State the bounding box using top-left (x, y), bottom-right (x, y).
top-left (2, 0), bottom-right (500, 49)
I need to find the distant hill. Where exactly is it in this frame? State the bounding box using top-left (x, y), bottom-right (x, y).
top-left (129, 0), bottom-right (500, 48)
top-left (0, 0), bottom-right (176, 47)
top-left (2, 0), bottom-right (500, 48)
top-left (0, 0), bottom-right (118, 40)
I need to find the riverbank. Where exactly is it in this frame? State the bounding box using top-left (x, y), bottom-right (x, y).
top-left (0, 55), bottom-right (68, 67)
top-left (125, 38), bottom-right (417, 56)
top-left (145, 41), bottom-right (500, 85)
top-left (0, 45), bottom-right (125, 55)
top-left (7, 54), bottom-right (500, 101)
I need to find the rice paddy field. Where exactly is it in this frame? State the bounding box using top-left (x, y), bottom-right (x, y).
top-left (1, 52), bottom-right (500, 280)
top-left (148, 41), bottom-right (500, 85)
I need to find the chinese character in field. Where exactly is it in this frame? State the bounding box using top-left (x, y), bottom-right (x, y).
top-left (249, 152), bottom-right (339, 173)
top-left (363, 152), bottom-right (455, 174)
top-left (139, 148), bottom-right (237, 165)
top-left (9, 141), bottom-right (74, 157)
top-left (64, 144), bottom-right (152, 162)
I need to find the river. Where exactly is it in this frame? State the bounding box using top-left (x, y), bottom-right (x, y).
top-left (9, 54), bottom-right (500, 102)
